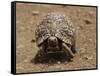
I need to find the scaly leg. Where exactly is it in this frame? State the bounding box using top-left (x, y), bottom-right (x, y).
top-left (34, 45), bottom-right (47, 62)
top-left (62, 43), bottom-right (74, 58)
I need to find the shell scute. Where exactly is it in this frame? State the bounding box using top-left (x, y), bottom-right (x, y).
top-left (35, 13), bottom-right (75, 46)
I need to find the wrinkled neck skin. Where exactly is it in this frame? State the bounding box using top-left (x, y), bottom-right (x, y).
top-left (47, 45), bottom-right (60, 52)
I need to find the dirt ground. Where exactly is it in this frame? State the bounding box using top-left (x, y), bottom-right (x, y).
top-left (16, 3), bottom-right (97, 73)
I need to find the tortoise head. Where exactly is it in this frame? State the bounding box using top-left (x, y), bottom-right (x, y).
top-left (47, 36), bottom-right (58, 47)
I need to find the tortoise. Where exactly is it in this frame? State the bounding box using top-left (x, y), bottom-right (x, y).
top-left (35, 13), bottom-right (76, 59)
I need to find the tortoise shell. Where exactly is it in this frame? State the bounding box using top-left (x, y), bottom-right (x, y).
top-left (35, 13), bottom-right (75, 46)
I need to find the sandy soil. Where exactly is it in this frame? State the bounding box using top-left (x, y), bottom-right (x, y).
top-left (16, 3), bottom-right (97, 73)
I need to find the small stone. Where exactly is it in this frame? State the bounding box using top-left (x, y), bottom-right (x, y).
top-left (84, 19), bottom-right (92, 24)
top-left (31, 39), bottom-right (35, 42)
top-left (57, 61), bottom-right (61, 64)
top-left (88, 56), bottom-right (93, 60)
top-left (32, 11), bottom-right (39, 15)
top-left (77, 26), bottom-right (83, 30)
top-left (88, 39), bottom-right (92, 43)
top-left (82, 55), bottom-right (93, 60)
top-left (24, 59), bottom-right (28, 63)
top-left (83, 57), bottom-right (88, 60)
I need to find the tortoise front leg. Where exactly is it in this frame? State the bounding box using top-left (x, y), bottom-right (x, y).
top-left (38, 45), bottom-right (47, 57)
top-left (71, 44), bottom-right (76, 54)
top-left (34, 45), bottom-right (47, 63)
top-left (35, 46), bottom-right (44, 58)
top-left (62, 43), bottom-right (74, 58)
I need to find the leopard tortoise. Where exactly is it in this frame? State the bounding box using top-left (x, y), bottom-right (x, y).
top-left (35, 13), bottom-right (76, 59)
